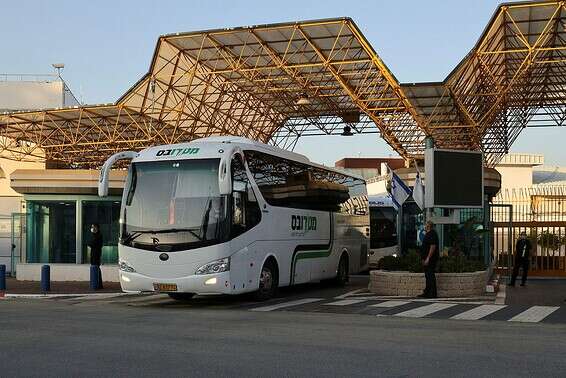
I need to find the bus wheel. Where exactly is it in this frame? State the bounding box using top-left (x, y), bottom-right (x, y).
top-left (335, 254), bottom-right (349, 286)
top-left (167, 293), bottom-right (195, 301)
top-left (254, 260), bottom-right (278, 301)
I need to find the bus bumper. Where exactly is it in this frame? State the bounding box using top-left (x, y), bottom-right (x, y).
top-left (119, 271), bottom-right (235, 295)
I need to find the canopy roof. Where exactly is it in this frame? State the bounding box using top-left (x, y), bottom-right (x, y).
top-left (1, 1), bottom-right (565, 167)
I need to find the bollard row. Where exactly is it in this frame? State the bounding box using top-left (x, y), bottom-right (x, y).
top-left (0, 264), bottom-right (103, 294)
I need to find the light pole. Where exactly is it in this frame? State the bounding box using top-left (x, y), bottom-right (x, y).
top-left (52, 63), bottom-right (64, 78)
top-left (51, 63), bottom-right (65, 106)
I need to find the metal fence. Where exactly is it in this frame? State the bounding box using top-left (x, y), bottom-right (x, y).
top-left (0, 215), bottom-right (12, 272)
top-left (0, 213), bottom-right (24, 276)
top-left (492, 186), bottom-right (566, 277)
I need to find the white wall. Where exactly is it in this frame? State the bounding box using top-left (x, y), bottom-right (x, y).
top-left (496, 165), bottom-right (534, 191)
top-left (0, 81), bottom-right (65, 111)
top-left (16, 264), bottom-right (119, 282)
top-left (0, 157), bottom-right (45, 198)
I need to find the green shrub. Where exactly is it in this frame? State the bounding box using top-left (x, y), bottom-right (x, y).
top-left (438, 255), bottom-right (485, 273)
top-left (376, 255), bottom-right (402, 271)
top-left (537, 231), bottom-right (564, 256)
top-left (377, 251), bottom-right (423, 273)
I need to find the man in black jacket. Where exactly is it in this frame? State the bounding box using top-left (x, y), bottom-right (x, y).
top-left (418, 221), bottom-right (439, 298)
top-left (509, 231), bottom-right (532, 287)
top-left (88, 223), bottom-right (103, 290)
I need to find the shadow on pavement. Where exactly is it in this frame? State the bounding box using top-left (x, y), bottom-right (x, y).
top-left (506, 279), bottom-right (566, 306)
top-left (143, 275), bottom-right (370, 308)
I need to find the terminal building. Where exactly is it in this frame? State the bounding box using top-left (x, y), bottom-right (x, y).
top-left (0, 1), bottom-right (565, 280)
top-left (0, 73), bottom-right (79, 274)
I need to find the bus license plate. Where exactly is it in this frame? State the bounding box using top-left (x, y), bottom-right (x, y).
top-left (153, 283), bottom-right (177, 292)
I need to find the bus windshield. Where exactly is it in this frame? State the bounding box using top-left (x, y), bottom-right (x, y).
top-left (121, 158), bottom-right (229, 252)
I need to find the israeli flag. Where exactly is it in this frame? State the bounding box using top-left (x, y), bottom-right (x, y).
top-left (389, 167), bottom-right (411, 209)
top-left (413, 170), bottom-right (425, 210)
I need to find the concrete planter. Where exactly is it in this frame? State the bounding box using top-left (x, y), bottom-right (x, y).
top-left (369, 269), bottom-right (488, 297)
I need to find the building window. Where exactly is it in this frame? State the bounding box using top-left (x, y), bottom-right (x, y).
top-left (27, 201), bottom-right (76, 263)
top-left (82, 201), bottom-right (121, 264)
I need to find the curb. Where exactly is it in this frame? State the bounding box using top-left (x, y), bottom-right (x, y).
top-left (4, 292), bottom-right (127, 299)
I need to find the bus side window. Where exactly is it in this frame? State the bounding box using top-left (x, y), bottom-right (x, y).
top-left (231, 155), bottom-right (261, 238)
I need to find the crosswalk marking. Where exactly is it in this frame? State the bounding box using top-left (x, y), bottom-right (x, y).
top-left (251, 298), bottom-right (324, 312)
top-left (324, 299), bottom-right (367, 306)
top-left (509, 306), bottom-right (559, 323)
top-left (393, 302), bottom-right (458, 318)
top-left (16, 291), bottom-right (565, 324)
top-left (370, 300), bottom-right (410, 308)
top-left (334, 288), bottom-right (366, 299)
top-left (451, 304), bottom-right (506, 320)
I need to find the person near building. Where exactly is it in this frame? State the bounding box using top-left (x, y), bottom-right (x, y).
top-left (509, 231), bottom-right (532, 287)
top-left (418, 221), bottom-right (439, 298)
top-left (88, 223), bottom-right (104, 290)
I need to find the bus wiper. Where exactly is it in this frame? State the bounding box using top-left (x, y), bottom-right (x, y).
top-left (153, 227), bottom-right (203, 241)
top-left (122, 228), bottom-right (203, 245)
top-left (121, 230), bottom-right (152, 245)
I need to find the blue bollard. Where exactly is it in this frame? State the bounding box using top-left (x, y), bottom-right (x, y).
top-left (0, 264), bottom-right (6, 291)
top-left (41, 265), bottom-right (50, 292)
top-left (90, 265), bottom-right (100, 290)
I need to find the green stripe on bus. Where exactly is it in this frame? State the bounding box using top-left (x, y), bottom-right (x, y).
top-left (295, 249), bottom-right (331, 260)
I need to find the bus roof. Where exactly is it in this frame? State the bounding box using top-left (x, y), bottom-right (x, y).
top-left (133, 136), bottom-right (366, 182)
top-left (368, 194), bottom-right (395, 208)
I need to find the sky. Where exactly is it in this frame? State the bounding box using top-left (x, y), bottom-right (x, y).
top-left (1, 0), bottom-right (564, 166)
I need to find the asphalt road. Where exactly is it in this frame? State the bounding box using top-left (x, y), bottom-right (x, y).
top-left (2, 295), bottom-right (566, 377)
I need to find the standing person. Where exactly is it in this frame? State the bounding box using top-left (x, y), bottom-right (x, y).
top-left (418, 221), bottom-right (439, 298)
top-left (88, 223), bottom-right (103, 290)
top-left (509, 231), bottom-right (532, 287)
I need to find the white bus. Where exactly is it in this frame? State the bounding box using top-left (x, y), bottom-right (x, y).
top-left (368, 195), bottom-right (398, 268)
top-left (99, 136), bottom-right (369, 300)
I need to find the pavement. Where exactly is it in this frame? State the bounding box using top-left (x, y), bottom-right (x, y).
top-left (2, 284), bottom-right (566, 377)
top-left (505, 278), bottom-right (566, 306)
top-left (5, 276), bottom-right (565, 325)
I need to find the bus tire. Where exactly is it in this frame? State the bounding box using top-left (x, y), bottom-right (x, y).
top-left (335, 253), bottom-right (349, 286)
top-left (254, 259), bottom-right (278, 301)
top-left (167, 293), bottom-right (195, 301)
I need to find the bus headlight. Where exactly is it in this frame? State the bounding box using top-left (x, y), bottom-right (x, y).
top-left (195, 257), bottom-right (230, 275)
top-left (119, 260), bottom-right (136, 273)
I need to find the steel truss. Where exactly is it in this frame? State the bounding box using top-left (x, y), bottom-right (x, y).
top-left (404, 1), bottom-right (566, 166)
top-left (0, 1), bottom-right (565, 168)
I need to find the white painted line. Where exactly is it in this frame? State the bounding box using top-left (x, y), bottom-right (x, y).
top-left (343, 296), bottom-right (382, 301)
top-left (451, 304), bottom-right (506, 320)
top-left (61, 293), bottom-right (131, 302)
top-left (334, 288), bottom-right (365, 299)
top-left (370, 300), bottom-right (410, 308)
top-left (5, 293), bottom-right (127, 299)
top-left (495, 283), bottom-right (506, 305)
top-left (324, 299), bottom-right (367, 306)
top-left (509, 306), bottom-right (559, 323)
top-left (251, 298), bottom-right (324, 312)
top-left (394, 302), bottom-right (458, 318)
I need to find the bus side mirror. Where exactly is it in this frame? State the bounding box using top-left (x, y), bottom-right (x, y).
top-left (98, 150), bottom-right (138, 197)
